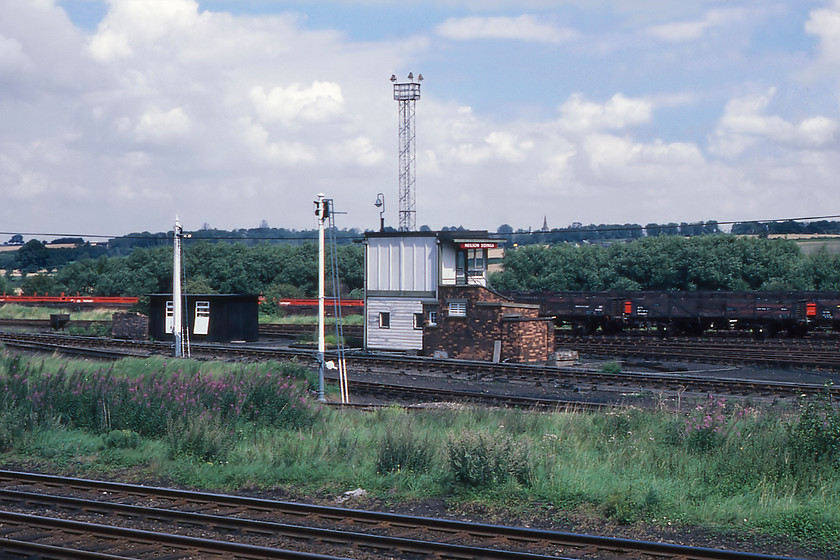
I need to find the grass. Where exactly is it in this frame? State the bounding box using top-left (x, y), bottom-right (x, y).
top-left (0, 351), bottom-right (837, 554)
top-left (259, 313), bottom-right (364, 325)
top-left (0, 304), bottom-right (115, 321)
top-left (0, 304), bottom-right (367, 326)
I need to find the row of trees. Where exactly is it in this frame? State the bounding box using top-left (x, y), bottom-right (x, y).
top-left (731, 220), bottom-right (840, 236)
top-left (497, 219), bottom-right (840, 246)
top-left (20, 234), bottom-right (840, 301)
top-left (18, 242), bottom-right (365, 302)
top-left (0, 239), bottom-right (108, 275)
top-left (490, 235), bottom-right (840, 292)
top-left (106, 226), bottom-right (363, 255)
top-left (6, 218), bottom-right (840, 277)
top-left (495, 221), bottom-right (722, 245)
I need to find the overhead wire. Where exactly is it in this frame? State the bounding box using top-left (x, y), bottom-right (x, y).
top-left (2, 213), bottom-right (840, 242)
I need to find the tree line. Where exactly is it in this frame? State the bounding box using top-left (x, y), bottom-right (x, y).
top-left (6, 225), bottom-right (840, 302)
top-left (495, 219), bottom-right (840, 245)
top-left (12, 242), bottom-right (365, 306)
top-left (490, 235), bottom-right (840, 292)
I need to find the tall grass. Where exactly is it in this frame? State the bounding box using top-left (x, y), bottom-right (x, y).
top-left (0, 304), bottom-right (114, 321)
top-left (0, 354), bottom-right (320, 439)
top-left (0, 351), bottom-right (837, 551)
top-left (259, 314), bottom-right (364, 326)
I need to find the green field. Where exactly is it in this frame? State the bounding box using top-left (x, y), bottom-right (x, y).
top-left (792, 237), bottom-right (840, 256)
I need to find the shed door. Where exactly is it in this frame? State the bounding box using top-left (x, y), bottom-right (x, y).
top-left (165, 301), bottom-right (174, 334)
top-left (194, 301), bottom-right (210, 335)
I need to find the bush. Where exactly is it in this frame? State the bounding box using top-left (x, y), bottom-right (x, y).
top-left (376, 423), bottom-right (434, 474)
top-left (787, 385), bottom-right (840, 465)
top-left (755, 509), bottom-right (840, 549)
top-left (600, 486), bottom-right (660, 525)
top-left (447, 431), bottom-right (534, 488)
top-left (166, 415), bottom-right (235, 462)
top-left (681, 395), bottom-right (749, 453)
top-left (103, 429), bottom-right (140, 449)
top-left (0, 408), bottom-right (27, 452)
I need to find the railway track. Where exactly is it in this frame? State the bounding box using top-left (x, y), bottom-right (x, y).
top-left (557, 334), bottom-right (840, 369)
top-left (6, 317), bottom-right (840, 370)
top-left (0, 470), bottom-right (804, 560)
top-left (0, 331), bottom-right (836, 402)
top-left (7, 317), bottom-right (840, 370)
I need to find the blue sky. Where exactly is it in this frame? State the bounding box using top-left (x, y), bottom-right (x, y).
top-left (2, 1), bottom-right (839, 238)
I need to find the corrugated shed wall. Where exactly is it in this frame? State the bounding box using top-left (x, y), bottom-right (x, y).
top-left (366, 297), bottom-right (424, 350)
top-left (367, 236), bottom-right (437, 292)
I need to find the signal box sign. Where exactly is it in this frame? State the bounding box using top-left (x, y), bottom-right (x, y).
top-left (460, 242), bottom-right (497, 249)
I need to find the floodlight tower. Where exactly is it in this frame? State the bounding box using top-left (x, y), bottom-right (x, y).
top-left (391, 73), bottom-right (422, 231)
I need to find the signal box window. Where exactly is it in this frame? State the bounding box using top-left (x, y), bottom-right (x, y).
top-left (448, 301), bottom-right (466, 317)
top-left (379, 312), bottom-right (390, 328)
top-left (427, 310), bottom-right (438, 326)
top-left (456, 248), bottom-right (486, 285)
top-left (413, 313), bottom-right (424, 330)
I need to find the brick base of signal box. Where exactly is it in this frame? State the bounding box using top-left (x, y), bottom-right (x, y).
top-left (423, 285), bottom-right (554, 364)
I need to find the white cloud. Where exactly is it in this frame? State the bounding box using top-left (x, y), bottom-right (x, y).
top-left (710, 89), bottom-right (839, 156)
top-left (585, 134), bottom-right (704, 179)
top-left (87, 0), bottom-right (205, 61)
top-left (241, 119), bottom-right (317, 165)
top-left (436, 15), bottom-right (577, 43)
top-left (558, 93), bottom-right (652, 133)
top-left (249, 82), bottom-right (345, 126)
top-left (645, 8), bottom-right (754, 42)
top-left (0, 35), bottom-right (31, 71)
top-left (805, 0), bottom-right (840, 70)
top-left (485, 131), bottom-right (534, 163)
top-left (134, 107), bottom-right (191, 142)
top-left (331, 136), bottom-right (385, 167)
top-left (87, 26), bottom-right (133, 60)
top-left (3, 0), bottom-right (840, 234)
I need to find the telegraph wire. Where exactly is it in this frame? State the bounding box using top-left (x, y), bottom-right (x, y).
top-left (2, 213), bottom-right (840, 242)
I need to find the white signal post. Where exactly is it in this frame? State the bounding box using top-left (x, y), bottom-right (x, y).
top-left (315, 194), bottom-right (328, 402)
top-left (173, 218), bottom-right (183, 357)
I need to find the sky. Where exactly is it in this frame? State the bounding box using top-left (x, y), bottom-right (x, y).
top-left (2, 0), bottom-right (840, 239)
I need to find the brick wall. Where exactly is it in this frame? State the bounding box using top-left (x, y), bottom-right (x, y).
top-left (424, 286), bottom-right (554, 363)
top-left (112, 312), bottom-right (149, 341)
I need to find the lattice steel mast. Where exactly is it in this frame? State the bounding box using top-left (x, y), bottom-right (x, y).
top-left (391, 73), bottom-right (422, 231)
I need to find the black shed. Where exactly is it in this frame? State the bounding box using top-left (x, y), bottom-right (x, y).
top-left (148, 294), bottom-right (259, 343)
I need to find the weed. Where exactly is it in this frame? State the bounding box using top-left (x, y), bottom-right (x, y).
top-left (601, 361), bottom-right (622, 374)
top-left (447, 431), bottom-right (534, 488)
top-left (103, 429), bottom-right (140, 449)
top-left (787, 385), bottom-right (840, 465)
top-left (376, 422), bottom-right (434, 474)
top-left (66, 322), bottom-right (112, 337)
top-left (754, 508), bottom-right (840, 550)
top-left (0, 355), bottom-right (321, 436)
top-left (681, 395), bottom-right (752, 453)
top-left (600, 486), bottom-right (660, 525)
top-left (166, 415), bottom-right (235, 463)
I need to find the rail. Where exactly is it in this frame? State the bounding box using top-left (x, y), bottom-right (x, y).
top-left (0, 470), bottom-right (806, 560)
top-left (0, 294), bottom-right (139, 305)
